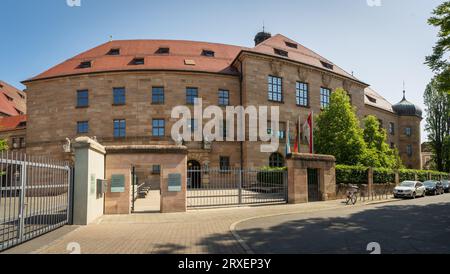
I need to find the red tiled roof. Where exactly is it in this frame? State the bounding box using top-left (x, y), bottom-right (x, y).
top-left (26, 40), bottom-right (246, 81)
top-left (0, 115), bottom-right (27, 132)
top-left (0, 80), bottom-right (27, 116)
top-left (24, 35), bottom-right (366, 85)
top-left (246, 34), bottom-right (361, 82)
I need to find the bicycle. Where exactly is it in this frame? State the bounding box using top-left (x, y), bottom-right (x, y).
top-left (346, 184), bottom-right (359, 205)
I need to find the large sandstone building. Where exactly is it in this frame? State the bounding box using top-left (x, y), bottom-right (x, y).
top-left (0, 80), bottom-right (27, 152)
top-left (22, 33), bottom-right (423, 170)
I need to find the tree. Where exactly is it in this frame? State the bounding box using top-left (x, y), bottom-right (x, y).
top-left (362, 115), bottom-right (403, 169)
top-left (315, 88), bottom-right (367, 165)
top-left (426, 1), bottom-right (450, 91)
top-left (0, 139), bottom-right (8, 152)
top-left (424, 79), bottom-right (450, 172)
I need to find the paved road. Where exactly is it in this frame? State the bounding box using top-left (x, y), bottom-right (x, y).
top-left (235, 194), bottom-right (450, 254)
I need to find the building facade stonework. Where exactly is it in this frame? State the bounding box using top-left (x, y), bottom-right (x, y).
top-left (22, 33), bottom-right (423, 173)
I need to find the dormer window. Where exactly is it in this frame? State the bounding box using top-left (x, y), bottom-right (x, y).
top-left (18, 121), bottom-right (26, 128)
top-left (274, 48), bottom-right (288, 57)
top-left (17, 92), bottom-right (25, 99)
top-left (131, 57), bottom-right (145, 65)
top-left (321, 61), bottom-right (334, 70)
top-left (107, 48), bottom-right (120, 55)
top-left (285, 41), bottom-right (298, 49)
top-left (184, 59), bottom-right (196, 66)
top-left (5, 94), bottom-right (13, 101)
top-left (202, 50), bottom-right (215, 57)
top-left (14, 108), bottom-right (24, 115)
top-left (366, 95), bottom-right (377, 103)
top-left (156, 47), bottom-right (170, 54)
top-left (78, 61), bottom-right (92, 69)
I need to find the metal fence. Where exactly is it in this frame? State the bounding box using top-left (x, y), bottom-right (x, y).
top-left (187, 168), bottom-right (287, 208)
top-left (0, 152), bottom-right (72, 252)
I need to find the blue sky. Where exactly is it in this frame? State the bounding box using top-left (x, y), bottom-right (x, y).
top-left (0, 0), bottom-right (443, 141)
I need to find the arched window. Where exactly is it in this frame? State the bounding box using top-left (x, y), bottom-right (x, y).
top-left (269, 153), bottom-right (285, 168)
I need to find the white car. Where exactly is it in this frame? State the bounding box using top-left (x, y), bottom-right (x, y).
top-left (394, 181), bottom-right (426, 199)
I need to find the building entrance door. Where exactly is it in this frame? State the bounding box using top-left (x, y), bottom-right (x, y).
top-left (307, 169), bottom-right (320, 202)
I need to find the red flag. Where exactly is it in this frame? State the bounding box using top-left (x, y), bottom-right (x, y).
top-left (303, 113), bottom-right (314, 154)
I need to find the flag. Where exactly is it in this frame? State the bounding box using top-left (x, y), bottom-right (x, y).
top-left (294, 116), bottom-right (300, 153)
top-left (303, 113), bottom-right (314, 154)
top-left (285, 121), bottom-right (292, 156)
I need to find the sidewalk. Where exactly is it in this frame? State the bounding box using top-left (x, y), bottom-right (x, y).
top-left (3, 197), bottom-right (399, 254)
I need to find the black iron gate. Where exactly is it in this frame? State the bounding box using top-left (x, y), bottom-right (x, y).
top-left (0, 152), bottom-right (72, 252)
top-left (307, 168), bottom-right (320, 202)
top-left (187, 168), bottom-right (287, 208)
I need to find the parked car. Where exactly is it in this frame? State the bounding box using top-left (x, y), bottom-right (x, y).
top-left (423, 180), bottom-right (445, 196)
top-left (394, 181), bottom-right (426, 199)
top-left (442, 180), bottom-right (450, 193)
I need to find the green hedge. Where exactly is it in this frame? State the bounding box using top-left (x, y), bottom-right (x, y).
top-left (257, 167), bottom-right (287, 186)
top-left (336, 165), bottom-right (368, 185)
top-left (336, 165), bottom-right (449, 185)
top-left (373, 168), bottom-right (395, 184)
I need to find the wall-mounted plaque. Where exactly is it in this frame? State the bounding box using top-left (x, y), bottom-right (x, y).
top-left (111, 174), bottom-right (125, 193)
top-left (168, 173), bottom-right (182, 192)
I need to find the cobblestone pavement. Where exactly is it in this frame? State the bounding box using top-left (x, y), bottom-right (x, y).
top-left (3, 197), bottom-right (398, 254)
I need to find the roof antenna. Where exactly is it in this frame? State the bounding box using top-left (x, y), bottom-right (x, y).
top-left (109, 35), bottom-right (113, 42)
top-left (263, 20), bottom-right (265, 33)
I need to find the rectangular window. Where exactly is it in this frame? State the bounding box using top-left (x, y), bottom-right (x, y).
top-left (152, 165), bottom-right (161, 174)
top-left (189, 119), bottom-right (198, 133)
top-left (113, 119), bottom-right (126, 138)
top-left (407, 145), bottom-right (413, 157)
top-left (220, 156), bottom-right (230, 171)
top-left (268, 76), bottom-right (283, 102)
top-left (152, 87), bottom-right (164, 104)
top-left (296, 82), bottom-right (309, 107)
top-left (218, 90), bottom-right (229, 106)
top-left (389, 122), bottom-right (395, 135)
top-left (113, 87), bottom-right (126, 105)
top-left (405, 127), bottom-right (412, 137)
top-left (19, 137), bottom-right (25, 148)
top-left (77, 121), bottom-right (89, 134)
top-left (152, 119), bottom-right (165, 137)
top-left (186, 87), bottom-right (198, 105)
top-left (77, 90), bottom-right (89, 107)
top-left (221, 120), bottom-right (228, 139)
top-left (12, 138), bottom-right (18, 149)
top-left (320, 87), bottom-right (331, 108)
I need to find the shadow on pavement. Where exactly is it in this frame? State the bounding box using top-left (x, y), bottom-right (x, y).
top-left (200, 202), bottom-right (450, 254)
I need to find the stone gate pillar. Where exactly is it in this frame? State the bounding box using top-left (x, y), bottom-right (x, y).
top-left (73, 137), bottom-right (106, 225)
top-left (286, 153), bottom-right (336, 204)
